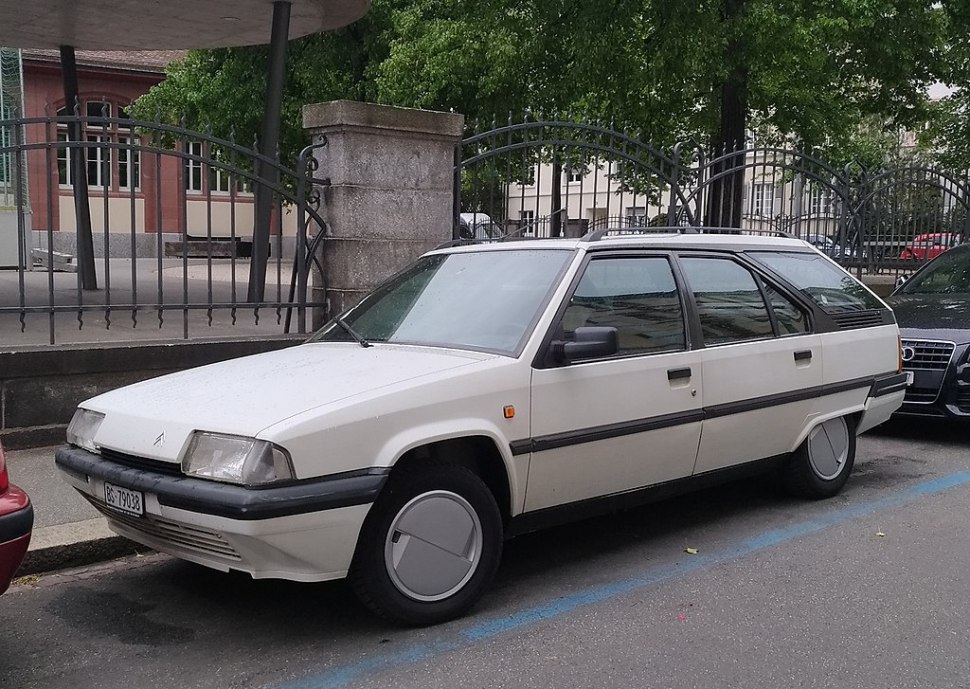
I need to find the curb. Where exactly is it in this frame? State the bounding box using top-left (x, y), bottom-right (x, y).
top-left (18, 519), bottom-right (147, 577)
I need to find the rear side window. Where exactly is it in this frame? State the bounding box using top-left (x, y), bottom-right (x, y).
top-left (679, 257), bottom-right (774, 345)
top-left (749, 251), bottom-right (881, 313)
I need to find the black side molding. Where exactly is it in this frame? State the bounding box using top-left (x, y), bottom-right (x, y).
top-left (870, 372), bottom-right (911, 398)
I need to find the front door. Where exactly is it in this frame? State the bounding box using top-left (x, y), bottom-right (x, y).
top-left (525, 254), bottom-right (704, 512)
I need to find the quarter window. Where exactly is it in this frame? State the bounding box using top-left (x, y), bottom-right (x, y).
top-left (749, 251), bottom-right (882, 313)
top-left (679, 257), bottom-right (774, 345)
top-left (560, 257), bottom-right (686, 355)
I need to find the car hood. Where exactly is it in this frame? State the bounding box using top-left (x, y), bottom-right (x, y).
top-left (888, 293), bottom-right (970, 343)
top-left (83, 343), bottom-right (495, 462)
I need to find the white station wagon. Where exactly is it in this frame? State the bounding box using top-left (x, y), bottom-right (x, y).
top-left (56, 231), bottom-right (909, 625)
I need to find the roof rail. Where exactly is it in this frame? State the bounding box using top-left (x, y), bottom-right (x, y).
top-left (580, 226), bottom-right (700, 242)
top-left (580, 226), bottom-right (797, 242)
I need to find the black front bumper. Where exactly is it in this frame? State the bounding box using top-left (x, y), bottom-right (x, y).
top-left (55, 445), bottom-right (389, 520)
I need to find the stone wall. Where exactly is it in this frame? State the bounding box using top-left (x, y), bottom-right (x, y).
top-left (303, 101), bottom-right (464, 325)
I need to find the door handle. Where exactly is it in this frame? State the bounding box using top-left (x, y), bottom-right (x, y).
top-left (667, 367), bottom-right (692, 381)
top-left (794, 350), bottom-right (813, 363)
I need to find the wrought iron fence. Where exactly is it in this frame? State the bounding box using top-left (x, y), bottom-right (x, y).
top-left (455, 120), bottom-right (970, 277)
top-left (0, 109), bottom-right (328, 345)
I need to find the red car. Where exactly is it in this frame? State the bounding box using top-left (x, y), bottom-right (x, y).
top-left (900, 233), bottom-right (958, 262)
top-left (0, 440), bottom-right (32, 595)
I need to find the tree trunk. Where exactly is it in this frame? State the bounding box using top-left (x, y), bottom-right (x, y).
top-left (704, 0), bottom-right (748, 229)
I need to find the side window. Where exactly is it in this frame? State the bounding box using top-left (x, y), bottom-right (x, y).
top-left (679, 257), bottom-right (773, 345)
top-left (763, 283), bottom-right (810, 335)
top-left (561, 257), bottom-right (686, 355)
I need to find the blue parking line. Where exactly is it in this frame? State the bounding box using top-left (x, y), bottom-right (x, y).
top-left (275, 470), bottom-right (970, 689)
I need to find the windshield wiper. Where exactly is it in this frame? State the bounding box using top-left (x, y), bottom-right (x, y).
top-left (334, 316), bottom-right (371, 348)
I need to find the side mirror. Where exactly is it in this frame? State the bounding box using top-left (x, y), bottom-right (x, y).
top-left (894, 274), bottom-right (908, 289)
top-left (557, 326), bottom-right (619, 363)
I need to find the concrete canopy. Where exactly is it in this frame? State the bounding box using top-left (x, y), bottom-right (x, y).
top-left (0, 0), bottom-right (370, 50)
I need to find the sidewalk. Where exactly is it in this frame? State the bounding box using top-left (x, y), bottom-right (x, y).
top-left (7, 444), bottom-right (142, 577)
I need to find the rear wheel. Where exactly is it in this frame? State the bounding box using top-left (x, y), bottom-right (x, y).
top-left (782, 415), bottom-right (856, 499)
top-left (350, 464), bottom-right (503, 625)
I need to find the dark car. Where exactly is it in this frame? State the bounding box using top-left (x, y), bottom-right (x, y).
top-left (0, 440), bottom-right (33, 594)
top-left (887, 244), bottom-right (970, 418)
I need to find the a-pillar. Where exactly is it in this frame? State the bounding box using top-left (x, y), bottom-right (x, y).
top-left (302, 100), bottom-right (464, 327)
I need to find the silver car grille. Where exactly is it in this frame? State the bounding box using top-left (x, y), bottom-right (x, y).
top-left (901, 339), bottom-right (955, 371)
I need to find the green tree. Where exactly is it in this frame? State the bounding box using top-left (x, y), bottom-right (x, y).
top-left (134, 0), bottom-right (950, 202)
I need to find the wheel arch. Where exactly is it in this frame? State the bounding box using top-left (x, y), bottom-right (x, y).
top-left (383, 433), bottom-right (517, 524)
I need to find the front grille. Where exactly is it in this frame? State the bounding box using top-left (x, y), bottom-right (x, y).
top-left (905, 387), bottom-right (941, 404)
top-left (830, 311), bottom-right (885, 329)
top-left (89, 499), bottom-right (242, 561)
top-left (99, 448), bottom-right (183, 476)
top-left (901, 339), bottom-right (955, 371)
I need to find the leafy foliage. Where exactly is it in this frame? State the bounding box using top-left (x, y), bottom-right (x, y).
top-left (133, 0), bottom-right (953, 169)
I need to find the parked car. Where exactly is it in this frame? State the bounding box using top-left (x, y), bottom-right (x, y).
top-left (56, 232), bottom-right (906, 625)
top-left (458, 212), bottom-right (504, 241)
top-left (899, 233), bottom-right (959, 262)
top-left (804, 233), bottom-right (865, 260)
top-left (0, 440), bottom-right (33, 595)
top-left (887, 244), bottom-right (970, 419)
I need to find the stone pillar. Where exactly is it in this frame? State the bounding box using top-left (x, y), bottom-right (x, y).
top-left (302, 101), bottom-right (464, 327)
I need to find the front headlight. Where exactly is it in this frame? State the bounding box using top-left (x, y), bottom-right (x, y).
top-left (66, 409), bottom-right (105, 452)
top-left (182, 432), bottom-right (295, 486)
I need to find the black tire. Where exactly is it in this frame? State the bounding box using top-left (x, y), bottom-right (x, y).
top-left (782, 415), bottom-right (856, 499)
top-left (349, 463), bottom-right (503, 626)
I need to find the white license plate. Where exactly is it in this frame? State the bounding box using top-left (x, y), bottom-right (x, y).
top-left (103, 482), bottom-right (145, 517)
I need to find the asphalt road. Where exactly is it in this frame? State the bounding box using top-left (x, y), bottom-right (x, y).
top-left (2, 418), bottom-right (969, 689)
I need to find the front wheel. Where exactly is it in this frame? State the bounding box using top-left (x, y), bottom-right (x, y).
top-left (349, 464), bottom-right (503, 625)
top-left (781, 415), bottom-right (856, 499)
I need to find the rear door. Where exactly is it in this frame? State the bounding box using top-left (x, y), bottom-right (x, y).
top-left (677, 254), bottom-right (822, 474)
top-left (525, 253), bottom-right (704, 512)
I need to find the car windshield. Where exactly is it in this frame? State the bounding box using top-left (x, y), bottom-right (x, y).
top-left (308, 249), bottom-right (573, 354)
top-left (748, 251), bottom-right (882, 313)
top-left (900, 248), bottom-right (970, 294)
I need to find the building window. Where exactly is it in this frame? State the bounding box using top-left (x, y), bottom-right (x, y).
top-left (625, 206), bottom-right (647, 227)
top-left (519, 210), bottom-right (535, 236)
top-left (85, 135), bottom-right (110, 188)
top-left (753, 183), bottom-right (775, 217)
top-left (185, 141), bottom-right (204, 192)
top-left (186, 142), bottom-right (252, 195)
top-left (565, 165), bottom-right (585, 184)
top-left (0, 104), bottom-right (12, 189)
top-left (809, 186), bottom-right (833, 216)
top-left (118, 136), bottom-right (140, 191)
top-left (55, 100), bottom-right (138, 191)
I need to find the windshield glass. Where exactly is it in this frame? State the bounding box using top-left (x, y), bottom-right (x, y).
top-left (748, 251), bottom-right (882, 313)
top-left (900, 248), bottom-right (970, 294)
top-left (308, 249), bottom-right (573, 354)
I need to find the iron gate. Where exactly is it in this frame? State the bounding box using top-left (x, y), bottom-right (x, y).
top-left (455, 120), bottom-right (970, 276)
top-left (0, 107), bottom-right (329, 345)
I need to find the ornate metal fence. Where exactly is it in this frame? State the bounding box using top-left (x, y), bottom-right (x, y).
top-left (456, 121), bottom-right (970, 276)
top-left (0, 109), bottom-right (328, 345)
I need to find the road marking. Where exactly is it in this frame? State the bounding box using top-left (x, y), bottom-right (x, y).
top-left (275, 470), bottom-right (970, 689)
